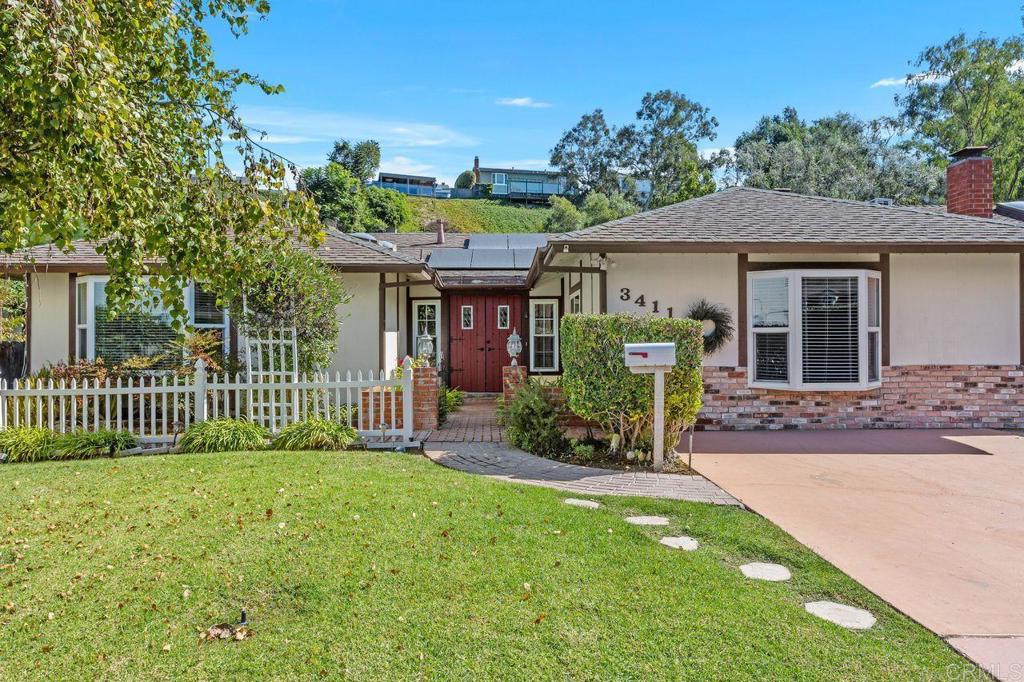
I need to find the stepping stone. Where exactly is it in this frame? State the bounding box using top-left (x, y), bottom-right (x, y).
top-left (564, 498), bottom-right (600, 509)
top-left (625, 515), bottom-right (669, 526)
top-left (659, 536), bottom-right (699, 551)
top-left (740, 562), bottom-right (791, 582)
top-left (804, 601), bottom-right (876, 630)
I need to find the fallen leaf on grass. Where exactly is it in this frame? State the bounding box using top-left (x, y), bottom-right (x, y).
top-left (533, 613), bottom-right (546, 625)
top-left (162, 643), bottom-right (172, 652)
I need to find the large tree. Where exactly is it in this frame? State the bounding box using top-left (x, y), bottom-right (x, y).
top-left (300, 164), bottom-right (368, 232)
top-left (549, 110), bottom-right (622, 198)
top-left (727, 107), bottom-right (943, 204)
top-left (550, 92), bottom-right (721, 208)
top-left (0, 1), bottom-right (320, 319)
top-left (894, 33), bottom-right (1024, 201)
top-left (615, 90), bottom-right (720, 207)
top-left (328, 139), bottom-right (382, 184)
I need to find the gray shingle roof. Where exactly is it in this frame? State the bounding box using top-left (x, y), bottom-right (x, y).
top-left (433, 269), bottom-right (529, 289)
top-left (552, 187), bottom-right (1024, 248)
top-left (0, 229), bottom-right (425, 273)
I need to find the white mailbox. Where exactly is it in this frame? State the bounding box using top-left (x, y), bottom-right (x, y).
top-left (624, 342), bottom-right (676, 373)
top-left (623, 341), bottom-right (677, 473)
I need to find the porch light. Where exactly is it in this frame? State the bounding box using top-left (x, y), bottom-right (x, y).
top-left (506, 328), bottom-right (523, 366)
top-left (417, 332), bottom-right (434, 362)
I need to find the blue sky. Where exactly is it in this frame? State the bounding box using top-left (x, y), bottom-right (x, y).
top-left (211, 1), bottom-right (1021, 185)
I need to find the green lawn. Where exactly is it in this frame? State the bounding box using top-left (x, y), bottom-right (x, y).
top-left (403, 197), bottom-right (551, 232)
top-left (0, 451), bottom-right (980, 681)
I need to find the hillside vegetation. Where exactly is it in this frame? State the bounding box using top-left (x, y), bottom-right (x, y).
top-left (402, 197), bottom-right (551, 233)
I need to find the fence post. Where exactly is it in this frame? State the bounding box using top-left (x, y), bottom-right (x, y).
top-left (194, 358), bottom-right (208, 424)
top-left (401, 356), bottom-right (414, 444)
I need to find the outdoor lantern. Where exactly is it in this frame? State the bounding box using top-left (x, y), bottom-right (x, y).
top-left (506, 328), bottom-right (523, 366)
top-left (417, 332), bottom-right (434, 362)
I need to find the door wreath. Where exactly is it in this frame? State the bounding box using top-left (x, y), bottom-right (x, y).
top-left (686, 299), bottom-right (734, 355)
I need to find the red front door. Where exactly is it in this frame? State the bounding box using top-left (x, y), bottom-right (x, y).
top-left (448, 293), bottom-right (524, 392)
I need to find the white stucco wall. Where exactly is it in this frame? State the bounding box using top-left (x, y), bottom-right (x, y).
top-left (28, 273), bottom-right (70, 372)
top-left (890, 253), bottom-right (1020, 365)
top-left (605, 253), bottom-right (739, 366)
top-left (329, 272), bottom-right (381, 375)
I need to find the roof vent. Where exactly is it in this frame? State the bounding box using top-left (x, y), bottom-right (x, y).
top-left (350, 233), bottom-right (378, 243)
top-left (867, 197), bottom-right (894, 206)
top-left (377, 240), bottom-right (397, 252)
top-left (773, 187), bottom-right (793, 193)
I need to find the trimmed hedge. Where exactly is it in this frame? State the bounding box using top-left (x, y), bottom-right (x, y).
top-left (0, 428), bottom-right (138, 463)
top-left (560, 314), bottom-right (704, 455)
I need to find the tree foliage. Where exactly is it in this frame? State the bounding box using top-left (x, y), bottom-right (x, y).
top-left (454, 170), bottom-right (476, 189)
top-left (0, 0), bottom-right (321, 321)
top-left (0, 278), bottom-right (26, 343)
top-left (543, 196), bottom-right (583, 232)
top-left (580, 192), bottom-right (637, 226)
top-left (363, 186), bottom-right (411, 232)
top-left (727, 107), bottom-right (943, 203)
top-left (300, 163), bottom-right (367, 232)
top-left (328, 139), bottom-right (381, 183)
top-left (549, 110), bottom-right (623, 198)
top-left (560, 314), bottom-right (704, 455)
top-left (894, 33), bottom-right (1024, 201)
top-left (228, 246), bottom-right (348, 372)
top-left (550, 92), bottom-right (722, 208)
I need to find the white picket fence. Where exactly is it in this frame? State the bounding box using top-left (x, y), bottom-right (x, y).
top-left (0, 357), bottom-right (417, 447)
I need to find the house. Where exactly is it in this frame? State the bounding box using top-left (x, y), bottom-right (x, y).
top-left (6, 146), bottom-right (1024, 430)
top-left (471, 156), bottom-right (568, 203)
top-left (369, 172), bottom-right (447, 198)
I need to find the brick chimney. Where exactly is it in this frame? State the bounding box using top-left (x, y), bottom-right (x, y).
top-left (473, 156), bottom-right (480, 183)
top-left (946, 146), bottom-right (993, 218)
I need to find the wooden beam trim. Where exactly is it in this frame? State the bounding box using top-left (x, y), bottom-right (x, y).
top-left (880, 254), bottom-right (891, 366)
top-left (747, 261), bottom-right (881, 271)
top-left (378, 273), bottom-right (386, 370)
top-left (737, 254), bottom-right (747, 368)
top-left (67, 273), bottom-right (77, 362)
top-left (598, 254), bottom-right (608, 313)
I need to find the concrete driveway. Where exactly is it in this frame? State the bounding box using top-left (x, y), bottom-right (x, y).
top-left (691, 429), bottom-right (1024, 679)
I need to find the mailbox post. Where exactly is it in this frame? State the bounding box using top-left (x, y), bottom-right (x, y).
top-left (623, 342), bottom-right (676, 472)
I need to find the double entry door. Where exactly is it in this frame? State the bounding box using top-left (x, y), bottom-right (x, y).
top-left (447, 293), bottom-right (524, 392)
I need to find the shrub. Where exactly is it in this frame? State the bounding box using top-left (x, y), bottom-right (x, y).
top-left (0, 428), bottom-right (58, 463)
top-left (454, 170), bottom-right (476, 189)
top-left (437, 384), bottom-right (464, 426)
top-left (177, 418), bottom-right (268, 453)
top-left (54, 430), bottom-right (138, 459)
top-left (560, 314), bottom-right (704, 455)
top-left (272, 419), bottom-right (360, 451)
top-left (497, 380), bottom-right (569, 459)
top-left (364, 186), bottom-right (411, 232)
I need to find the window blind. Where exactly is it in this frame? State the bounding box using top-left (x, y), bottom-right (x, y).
top-left (801, 277), bottom-right (858, 384)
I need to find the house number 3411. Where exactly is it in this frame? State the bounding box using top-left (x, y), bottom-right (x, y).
top-left (619, 288), bottom-right (674, 317)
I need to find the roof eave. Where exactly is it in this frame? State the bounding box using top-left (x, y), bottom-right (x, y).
top-left (546, 240), bottom-right (1024, 254)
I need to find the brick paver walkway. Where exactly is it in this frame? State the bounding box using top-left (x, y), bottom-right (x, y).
top-left (424, 395), bottom-right (504, 443)
top-left (424, 442), bottom-right (740, 505)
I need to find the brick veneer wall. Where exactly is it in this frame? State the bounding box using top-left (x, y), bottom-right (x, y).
top-left (358, 364), bottom-right (439, 432)
top-left (699, 365), bottom-right (1024, 430)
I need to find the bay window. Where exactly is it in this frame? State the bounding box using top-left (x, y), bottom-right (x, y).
top-left (748, 270), bottom-right (881, 390)
top-left (75, 277), bottom-right (229, 365)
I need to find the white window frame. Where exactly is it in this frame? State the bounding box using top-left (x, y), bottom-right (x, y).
top-left (412, 300), bottom-right (441, 361)
top-left (569, 292), bottom-right (582, 314)
top-left (496, 304), bottom-right (510, 330)
top-left (460, 304), bottom-right (474, 330)
top-left (492, 172), bottom-right (507, 185)
top-left (75, 275), bottom-right (229, 361)
top-left (529, 299), bottom-right (559, 372)
top-left (747, 269), bottom-right (881, 391)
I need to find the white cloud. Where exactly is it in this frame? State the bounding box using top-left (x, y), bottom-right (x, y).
top-left (257, 134), bottom-right (323, 144)
top-left (238, 105), bottom-right (477, 148)
top-left (870, 60), bottom-right (1024, 88)
top-left (496, 97), bottom-right (552, 109)
top-left (699, 146), bottom-right (735, 160)
top-left (380, 155), bottom-right (434, 176)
